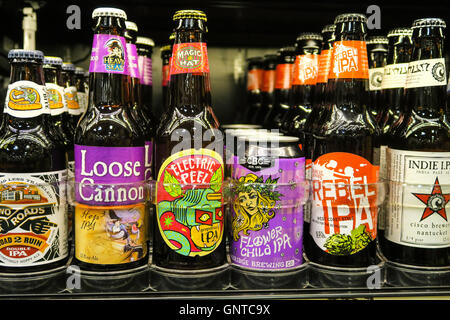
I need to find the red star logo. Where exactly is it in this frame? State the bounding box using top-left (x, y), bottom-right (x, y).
top-left (412, 177), bottom-right (450, 222)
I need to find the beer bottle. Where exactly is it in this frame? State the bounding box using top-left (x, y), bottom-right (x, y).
top-left (160, 43), bottom-right (172, 109)
top-left (367, 36), bottom-right (389, 123)
top-left (154, 10), bottom-right (226, 271)
top-left (306, 13), bottom-right (380, 268)
top-left (61, 62), bottom-right (82, 130)
top-left (0, 49), bottom-right (68, 272)
top-left (266, 46), bottom-right (296, 129)
top-left (244, 57), bottom-right (264, 124)
top-left (382, 18), bottom-right (449, 267)
top-left (74, 7), bottom-right (148, 272)
top-left (280, 33), bottom-right (322, 135)
top-left (136, 35), bottom-right (155, 124)
top-left (75, 67), bottom-right (88, 116)
top-left (256, 54), bottom-right (277, 125)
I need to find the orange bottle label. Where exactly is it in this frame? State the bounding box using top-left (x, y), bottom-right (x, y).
top-left (317, 49), bottom-right (333, 84)
top-left (261, 69), bottom-right (276, 93)
top-left (329, 41), bottom-right (369, 80)
top-left (275, 64), bottom-right (293, 90)
top-left (292, 54), bottom-right (319, 86)
top-left (247, 69), bottom-right (263, 91)
top-left (170, 42), bottom-right (209, 75)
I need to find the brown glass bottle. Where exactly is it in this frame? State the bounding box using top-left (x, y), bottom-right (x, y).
top-left (255, 54), bottom-right (277, 125)
top-left (161, 43), bottom-right (172, 109)
top-left (74, 8), bottom-right (148, 272)
top-left (381, 18), bottom-right (449, 267)
top-left (136, 35), bottom-right (155, 129)
top-left (153, 10), bottom-right (226, 271)
top-left (367, 36), bottom-right (389, 123)
top-left (75, 67), bottom-right (88, 116)
top-left (266, 46), bottom-right (296, 129)
top-left (244, 57), bottom-right (264, 124)
top-left (306, 14), bottom-right (380, 268)
top-left (0, 49), bottom-right (68, 273)
top-left (61, 63), bottom-right (82, 131)
top-left (281, 33), bottom-right (322, 136)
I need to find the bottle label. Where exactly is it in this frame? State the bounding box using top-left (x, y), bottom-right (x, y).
top-left (126, 43), bottom-right (140, 79)
top-left (329, 41), bottom-right (369, 79)
top-left (170, 42), bottom-right (209, 75)
top-left (162, 64), bottom-right (170, 87)
top-left (0, 170), bottom-right (68, 267)
top-left (405, 58), bottom-right (447, 89)
top-left (89, 34), bottom-right (129, 75)
top-left (247, 69), bottom-right (263, 91)
top-left (138, 55), bottom-right (153, 86)
top-left (74, 145), bottom-right (148, 265)
top-left (369, 67), bottom-right (385, 91)
top-left (381, 63), bottom-right (409, 89)
top-left (385, 149), bottom-right (450, 248)
top-left (65, 86), bottom-right (81, 115)
top-left (261, 69), bottom-right (276, 93)
top-left (275, 63), bottom-right (293, 90)
top-left (292, 54), bottom-right (319, 85)
top-left (156, 149), bottom-right (225, 258)
top-left (310, 153), bottom-right (379, 255)
top-left (317, 49), bottom-right (333, 84)
top-left (76, 92), bottom-right (88, 114)
top-left (230, 156), bottom-right (305, 270)
top-left (46, 83), bottom-right (67, 116)
top-left (4, 80), bottom-right (50, 118)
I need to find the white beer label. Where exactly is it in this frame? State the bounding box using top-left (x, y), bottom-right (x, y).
top-left (4, 80), bottom-right (50, 118)
top-left (405, 58), bottom-right (447, 89)
top-left (46, 83), bottom-right (68, 116)
top-left (64, 86), bottom-right (81, 115)
top-left (385, 148), bottom-right (450, 248)
top-left (369, 67), bottom-right (384, 91)
top-left (0, 170), bottom-right (68, 266)
top-left (76, 92), bottom-right (88, 113)
top-left (381, 63), bottom-right (409, 89)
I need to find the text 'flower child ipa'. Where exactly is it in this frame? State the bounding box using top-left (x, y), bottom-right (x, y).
top-left (0, 50), bottom-right (69, 273)
top-left (74, 8), bottom-right (149, 272)
top-left (382, 18), bottom-right (450, 267)
top-left (153, 10), bottom-right (226, 271)
top-left (306, 13), bottom-right (380, 268)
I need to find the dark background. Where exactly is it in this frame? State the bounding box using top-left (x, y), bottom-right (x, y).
top-left (0, 0), bottom-right (449, 124)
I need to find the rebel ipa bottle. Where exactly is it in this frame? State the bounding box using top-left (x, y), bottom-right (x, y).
top-left (281, 32), bottom-right (322, 136)
top-left (0, 49), bottom-right (68, 272)
top-left (153, 10), bottom-right (226, 271)
top-left (382, 18), bottom-right (450, 267)
top-left (306, 13), bottom-right (380, 268)
top-left (74, 8), bottom-right (148, 272)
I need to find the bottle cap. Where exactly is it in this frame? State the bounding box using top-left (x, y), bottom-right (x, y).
top-left (136, 36), bottom-right (155, 47)
top-left (334, 13), bottom-right (368, 24)
top-left (43, 56), bottom-right (63, 66)
top-left (125, 21), bottom-right (138, 32)
top-left (8, 49), bottom-right (44, 61)
top-left (173, 10), bottom-right (207, 21)
top-left (92, 7), bottom-right (127, 19)
top-left (412, 18), bottom-right (446, 29)
top-left (296, 32), bottom-right (323, 42)
top-left (160, 45), bottom-right (172, 53)
top-left (62, 62), bottom-right (75, 72)
top-left (322, 24), bottom-right (336, 34)
top-left (367, 36), bottom-right (389, 45)
top-left (387, 27), bottom-right (413, 37)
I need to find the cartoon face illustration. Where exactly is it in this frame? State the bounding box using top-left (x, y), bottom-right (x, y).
top-left (232, 173), bottom-right (282, 241)
top-left (106, 40), bottom-right (123, 58)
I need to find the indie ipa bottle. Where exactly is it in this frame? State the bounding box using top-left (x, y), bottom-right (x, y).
top-left (382, 18), bottom-right (450, 267)
top-left (0, 50), bottom-right (68, 272)
top-left (74, 8), bottom-right (148, 272)
top-left (153, 10), bottom-right (226, 271)
top-left (306, 14), bottom-right (380, 268)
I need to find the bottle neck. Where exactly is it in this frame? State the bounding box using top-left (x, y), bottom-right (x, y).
top-left (10, 61), bottom-right (45, 85)
top-left (368, 46), bottom-right (388, 68)
top-left (387, 36), bottom-right (413, 64)
top-left (44, 67), bottom-right (60, 86)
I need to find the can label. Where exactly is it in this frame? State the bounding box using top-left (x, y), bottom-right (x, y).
top-left (89, 34), bottom-right (129, 75)
top-left (329, 41), bottom-right (369, 80)
top-left (317, 49), bottom-right (333, 84)
top-left (156, 149), bottom-right (224, 258)
top-left (405, 58), bottom-right (447, 89)
top-left (0, 170), bottom-right (68, 267)
top-left (275, 64), bottom-right (293, 90)
top-left (381, 63), bottom-right (409, 89)
top-left (138, 55), bottom-right (153, 86)
top-left (385, 149), bottom-right (450, 248)
top-left (261, 69), bottom-right (276, 93)
top-left (46, 83), bottom-right (67, 116)
top-left (230, 156), bottom-right (305, 270)
top-left (292, 54), bottom-right (319, 85)
top-left (4, 80), bottom-right (49, 118)
top-left (126, 43), bottom-right (140, 79)
top-left (369, 67), bottom-right (384, 91)
top-left (247, 69), bottom-right (263, 91)
top-left (64, 86), bottom-right (81, 115)
top-left (170, 42), bottom-right (209, 75)
top-left (74, 145), bottom-right (147, 265)
top-left (310, 153), bottom-right (379, 255)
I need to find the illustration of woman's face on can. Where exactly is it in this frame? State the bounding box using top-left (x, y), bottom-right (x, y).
top-left (238, 189), bottom-right (259, 216)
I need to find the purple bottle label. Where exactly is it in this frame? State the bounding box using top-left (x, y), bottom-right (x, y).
top-left (126, 43), bottom-right (140, 79)
top-left (144, 141), bottom-right (153, 180)
top-left (230, 155), bottom-right (305, 271)
top-left (89, 34), bottom-right (129, 75)
top-left (74, 145), bottom-right (145, 206)
top-left (138, 55), bottom-right (153, 85)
